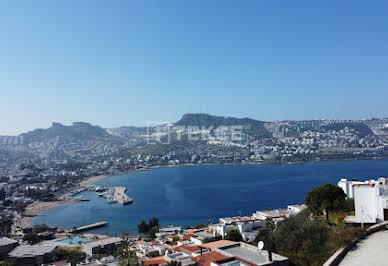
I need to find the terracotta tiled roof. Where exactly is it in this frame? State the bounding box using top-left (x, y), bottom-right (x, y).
top-left (151, 240), bottom-right (160, 245)
top-left (200, 240), bottom-right (236, 249)
top-left (192, 251), bottom-right (230, 266)
top-left (143, 256), bottom-right (168, 265)
top-left (136, 240), bottom-right (146, 244)
top-left (182, 233), bottom-right (197, 240)
top-left (179, 244), bottom-right (201, 253)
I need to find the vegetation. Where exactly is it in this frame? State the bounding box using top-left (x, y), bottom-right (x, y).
top-left (305, 183), bottom-right (346, 224)
top-left (0, 216), bottom-right (12, 236)
top-left (23, 233), bottom-right (40, 244)
top-left (12, 201), bottom-right (28, 214)
top-left (224, 229), bottom-right (243, 242)
top-left (166, 261), bottom-right (182, 266)
top-left (24, 188), bottom-right (54, 201)
top-left (117, 239), bottom-right (139, 266)
top-left (138, 217), bottom-right (160, 238)
top-left (253, 184), bottom-right (363, 266)
top-left (57, 247), bottom-right (86, 266)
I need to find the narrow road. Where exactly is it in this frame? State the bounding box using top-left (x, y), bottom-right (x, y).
top-left (339, 230), bottom-right (388, 266)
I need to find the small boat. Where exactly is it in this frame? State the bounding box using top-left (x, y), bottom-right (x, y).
top-left (78, 197), bottom-right (90, 201)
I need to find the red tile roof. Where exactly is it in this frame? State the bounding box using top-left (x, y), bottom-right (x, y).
top-left (192, 251), bottom-right (230, 266)
top-left (166, 234), bottom-right (179, 239)
top-left (151, 240), bottom-right (160, 245)
top-left (200, 240), bottom-right (236, 250)
top-left (143, 256), bottom-right (168, 266)
top-left (182, 233), bottom-right (197, 240)
top-left (179, 244), bottom-right (201, 254)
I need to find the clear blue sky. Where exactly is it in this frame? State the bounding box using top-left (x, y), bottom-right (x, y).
top-left (1, 0), bottom-right (388, 135)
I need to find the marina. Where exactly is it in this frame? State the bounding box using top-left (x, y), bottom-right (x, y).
top-left (92, 185), bottom-right (133, 205)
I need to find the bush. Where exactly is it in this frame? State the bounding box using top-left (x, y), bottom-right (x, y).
top-left (253, 210), bottom-right (365, 266)
top-left (224, 229), bottom-right (242, 242)
top-left (254, 210), bottom-right (330, 266)
top-left (23, 233), bottom-right (39, 244)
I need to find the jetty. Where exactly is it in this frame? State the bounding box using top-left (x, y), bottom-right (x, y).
top-left (71, 221), bottom-right (108, 233)
top-left (114, 186), bottom-right (133, 205)
top-left (90, 185), bottom-right (133, 205)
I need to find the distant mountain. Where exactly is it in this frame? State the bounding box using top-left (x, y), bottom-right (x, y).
top-left (20, 122), bottom-right (118, 144)
top-left (175, 113), bottom-right (265, 127)
top-left (1, 114), bottom-right (387, 161)
top-left (174, 113), bottom-right (272, 139)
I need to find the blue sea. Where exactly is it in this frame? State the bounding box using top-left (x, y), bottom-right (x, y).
top-left (33, 159), bottom-right (388, 235)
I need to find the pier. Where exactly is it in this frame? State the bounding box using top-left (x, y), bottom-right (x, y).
top-left (71, 221), bottom-right (108, 233)
top-left (90, 185), bottom-right (133, 205)
top-left (114, 186), bottom-right (133, 205)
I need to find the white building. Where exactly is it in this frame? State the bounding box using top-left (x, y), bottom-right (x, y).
top-left (338, 177), bottom-right (386, 198)
top-left (287, 204), bottom-right (307, 216)
top-left (252, 209), bottom-right (288, 221)
top-left (215, 217), bottom-right (265, 241)
top-left (354, 182), bottom-right (388, 223)
top-left (156, 226), bottom-right (183, 238)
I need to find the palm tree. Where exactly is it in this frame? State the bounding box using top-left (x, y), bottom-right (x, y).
top-left (166, 261), bottom-right (182, 266)
top-left (117, 238), bottom-right (139, 266)
top-left (62, 249), bottom-right (85, 266)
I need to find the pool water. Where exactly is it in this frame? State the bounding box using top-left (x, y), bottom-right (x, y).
top-left (57, 237), bottom-right (92, 245)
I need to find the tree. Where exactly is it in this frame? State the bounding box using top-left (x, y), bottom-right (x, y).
top-left (58, 248), bottom-right (86, 266)
top-left (23, 233), bottom-right (39, 244)
top-left (117, 239), bottom-right (139, 266)
top-left (0, 188), bottom-right (6, 201)
top-left (149, 217), bottom-right (159, 228)
top-left (118, 250), bottom-right (138, 266)
top-left (265, 218), bottom-right (276, 230)
top-left (13, 201), bottom-right (27, 214)
top-left (166, 261), bottom-right (182, 266)
top-left (253, 210), bottom-right (330, 266)
top-left (224, 229), bottom-right (242, 242)
top-left (138, 218), bottom-right (160, 238)
top-left (305, 183), bottom-right (346, 224)
top-left (148, 226), bottom-right (159, 239)
top-left (0, 216), bottom-right (12, 236)
top-left (138, 221), bottom-right (148, 233)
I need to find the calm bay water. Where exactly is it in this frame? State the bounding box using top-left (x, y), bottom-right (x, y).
top-left (34, 159), bottom-right (388, 234)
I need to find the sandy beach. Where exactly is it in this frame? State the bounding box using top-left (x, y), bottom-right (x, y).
top-left (21, 200), bottom-right (77, 228)
top-left (79, 174), bottom-right (109, 186)
top-left (21, 174), bottom-right (110, 228)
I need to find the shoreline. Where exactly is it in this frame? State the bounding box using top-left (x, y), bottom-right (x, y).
top-left (26, 157), bottom-right (388, 229)
top-left (79, 174), bottom-right (109, 186)
top-left (23, 174), bottom-right (111, 229)
top-left (21, 199), bottom-right (79, 229)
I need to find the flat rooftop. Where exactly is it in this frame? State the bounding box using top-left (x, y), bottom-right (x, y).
top-left (0, 237), bottom-right (17, 246)
top-left (82, 237), bottom-right (123, 248)
top-left (8, 245), bottom-right (55, 258)
top-left (216, 243), bottom-right (288, 265)
top-left (219, 244), bottom-right (267, 264)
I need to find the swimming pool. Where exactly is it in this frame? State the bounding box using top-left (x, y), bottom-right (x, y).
top-left (57, 237), bottom-right (92, 245)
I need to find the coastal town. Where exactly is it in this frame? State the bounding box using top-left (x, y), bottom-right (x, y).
top-left (0, 116), bottom-right (387, 264)
top-left (2, 0), bottom-right (388, 264)
top-left (0, 174), bottom-right (387, 265)
top-left (1, 116), bottom-right (388, 183)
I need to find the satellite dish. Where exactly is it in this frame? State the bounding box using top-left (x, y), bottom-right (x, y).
top-left (258, 241), bottom-right (264, 250)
